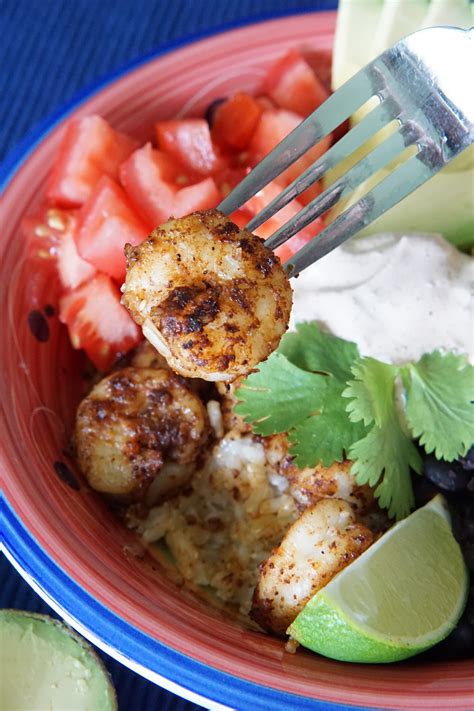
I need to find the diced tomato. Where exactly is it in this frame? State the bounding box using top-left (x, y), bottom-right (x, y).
top-left (211, 93), bottom-right (263, 150)
top-left (173, 178), bottom-right (221, 217)
top-left (301, 47), bottom-right (333, 93)
top-left (21, 205), bottom-right (95, 292)
top-left (22, 207), bottom-right (64, 262)
top-left (228, 208), bottom-right (253, 229)
top-left (59, 273), bottom-right (141, 371)
top-left (250, 108), bottom-right (332, 186)
top-left (215, 166), bottom-right (251, 199)
top-left (244, 181), bottom-right (302, 230)
top-left (297, 179), bottom-right (323, 207)
top-left (74, 176), bottom-right (149, 282)
top-left (155, 119), bottom-right (223, 177)
top-left (255, 95), bottom-right (276, 112)
top-left (120, 143), bottom-right (220, 227)
top-left (238, 180), bottom-right (324, 262)
top-left (274, 223), bottom-right (324, 263)
top-left (261, 49), bottom-right (329, 118)
top-left (57, 229), bottom-right (97, 291)
top-left (46, 115), bottom-right (138, 208)
top-left (19, 220), bottom-right (61, 309)
top-left (119, 143), bottom-right (177, 226)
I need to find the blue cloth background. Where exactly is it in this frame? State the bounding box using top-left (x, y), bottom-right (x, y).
top-left (1, 1), bottom-right (336, 709)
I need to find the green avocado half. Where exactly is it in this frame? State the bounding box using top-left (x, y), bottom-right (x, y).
top-left (0, 610), bottom-right (117, 711)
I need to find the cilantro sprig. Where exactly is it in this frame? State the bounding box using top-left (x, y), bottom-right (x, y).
top-left (235, 322), bottom-right (474, 521)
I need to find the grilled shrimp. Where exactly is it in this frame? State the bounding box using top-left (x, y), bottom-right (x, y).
top-left (250, 498), bottom-right (373, 635)
top-left (129, 339), bottom-right (170, 370)
top-left (216, 380), bottom-right (253, 435)
top-left (264, 436), bottom-right (374, 514)
top-left (121, 209), bottom-right (292, 382)
top-left (287, 459), bottom-right (375, 514)
top-left (75, 366), bottom-right (209, 500)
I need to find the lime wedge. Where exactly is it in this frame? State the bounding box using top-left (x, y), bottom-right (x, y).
top-left (287, 495), bottom-right (468, 663)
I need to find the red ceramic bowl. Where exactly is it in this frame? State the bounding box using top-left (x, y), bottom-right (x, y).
top-left (1, 12), bottom-right (473, 711)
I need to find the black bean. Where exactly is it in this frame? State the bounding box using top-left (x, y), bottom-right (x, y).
top-left (412, 474), bottom-right (440, 507)
top-left (460, 447), bottom-right (474, 472)
top-left (461, 541), bottom-right (474, 573)
top-left (423, 622), bottom-right (474, 661)
top-left (467, 476), bottom-right (474, 497)
top-left (205, 97), bottom-right (226, 127)
top-left (27, 309), bottom-right (50, 342)
top-left (423, 455), bottom-right (471, 492)
top-left (53, 461), bottom-right (80, 491)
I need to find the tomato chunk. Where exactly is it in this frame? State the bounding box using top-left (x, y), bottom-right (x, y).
top-left (261, 49), bottom-right (330, 117)
top-left (74, 176), bottom-right (149, 282)
top-left (120, 143), bottom-right (220, 227)
top-left (20, 211), bottom-right (61, 308)
top-left (173, 178), bottom-right (221, 218)
top-left (244, 181), bottom-right (302, 230)
top-left (238, 180), bottom-right (324, 262)
top-left (59, 273), bottom-right (141, 371)
top-left (119, 143), bottom-right (177, 226)
top-left (301, 47), bottom-right (333, 93)
top-left (215, 166), bottom-right (251, 199)
top-left (50, 210), bottom-right (97, 291)
top-left (22, 206), bottom-right (96, 291)
top-left (250, 109), bottom-right (332, 187)
top-left (22, 207), bottom-right (64, 263)
top-left (212, 93), bottom-right (263, 150)
top-left (274, 226), bottom-right (324, 264)
top-left (47, 115), bottom-right (138, 208)
top-left (155, 119), bottom-right (222, 177)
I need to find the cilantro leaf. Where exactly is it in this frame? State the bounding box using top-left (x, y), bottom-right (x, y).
top-left (289, 379), bottom-right (368, 467)
top-left (401, 351), bottom-right (474, 461)
top-left (343, 357), bottom-right (399, 427)
top-left (349, 424), bottom-right (421, 520)
top-left (280, 321), bottom-right (360, 381)
top-left (234, 320), bottom-right (470, 522)
top-left (235, 352), bottom-right (327, 436)
top-left (343, 357), bottom-right (421, 520)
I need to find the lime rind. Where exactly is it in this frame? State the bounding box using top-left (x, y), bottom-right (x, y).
top-left (288, 579), bottom-right (468, 664)
top-left (288, 496), bottom-right (469, 663)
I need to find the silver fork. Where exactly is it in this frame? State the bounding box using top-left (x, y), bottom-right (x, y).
top-left (218, 26), bottom-right (473, 276)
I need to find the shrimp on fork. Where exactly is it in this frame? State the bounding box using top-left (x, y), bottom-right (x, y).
top-left (121, 209), bottom-right (292, 382)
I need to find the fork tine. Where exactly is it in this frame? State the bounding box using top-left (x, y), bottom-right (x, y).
top-left (284, 151), bottom-right (436, 277)
top-left (264, 119), bottom-right (422, 251)
top-left (218, 69), bottom-right (381, 215)
top-left (246, 97), bottom-right (400, 232)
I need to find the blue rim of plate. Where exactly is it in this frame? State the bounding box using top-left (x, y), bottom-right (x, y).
top-left (1, 5), bottom-right (370, 710)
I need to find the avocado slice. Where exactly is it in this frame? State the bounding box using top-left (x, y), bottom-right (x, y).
top-left (332, 0), bottom-right (384, 91)
top-left (372, 0), bottom-right (430, 57)
top-left (329, 0), bottom-right (474, 249)
top-left (421, 0), bottom-right (473, 29)
top-left (332, 0), bottom-right (472, 91)
top-left (326, 146), bottom-right (474, 250)
top-left (0, 610), bottom-right (117, 711)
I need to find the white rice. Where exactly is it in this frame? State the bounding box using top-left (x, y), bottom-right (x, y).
top-left (130, 431), bottom-right (298, 614)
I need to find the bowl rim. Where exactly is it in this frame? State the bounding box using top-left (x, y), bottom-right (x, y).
top-left (1, 6), bottom-right (469, 711)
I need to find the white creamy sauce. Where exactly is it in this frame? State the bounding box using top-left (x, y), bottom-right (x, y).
top-left (290, 233), bottom-right (473, 364)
